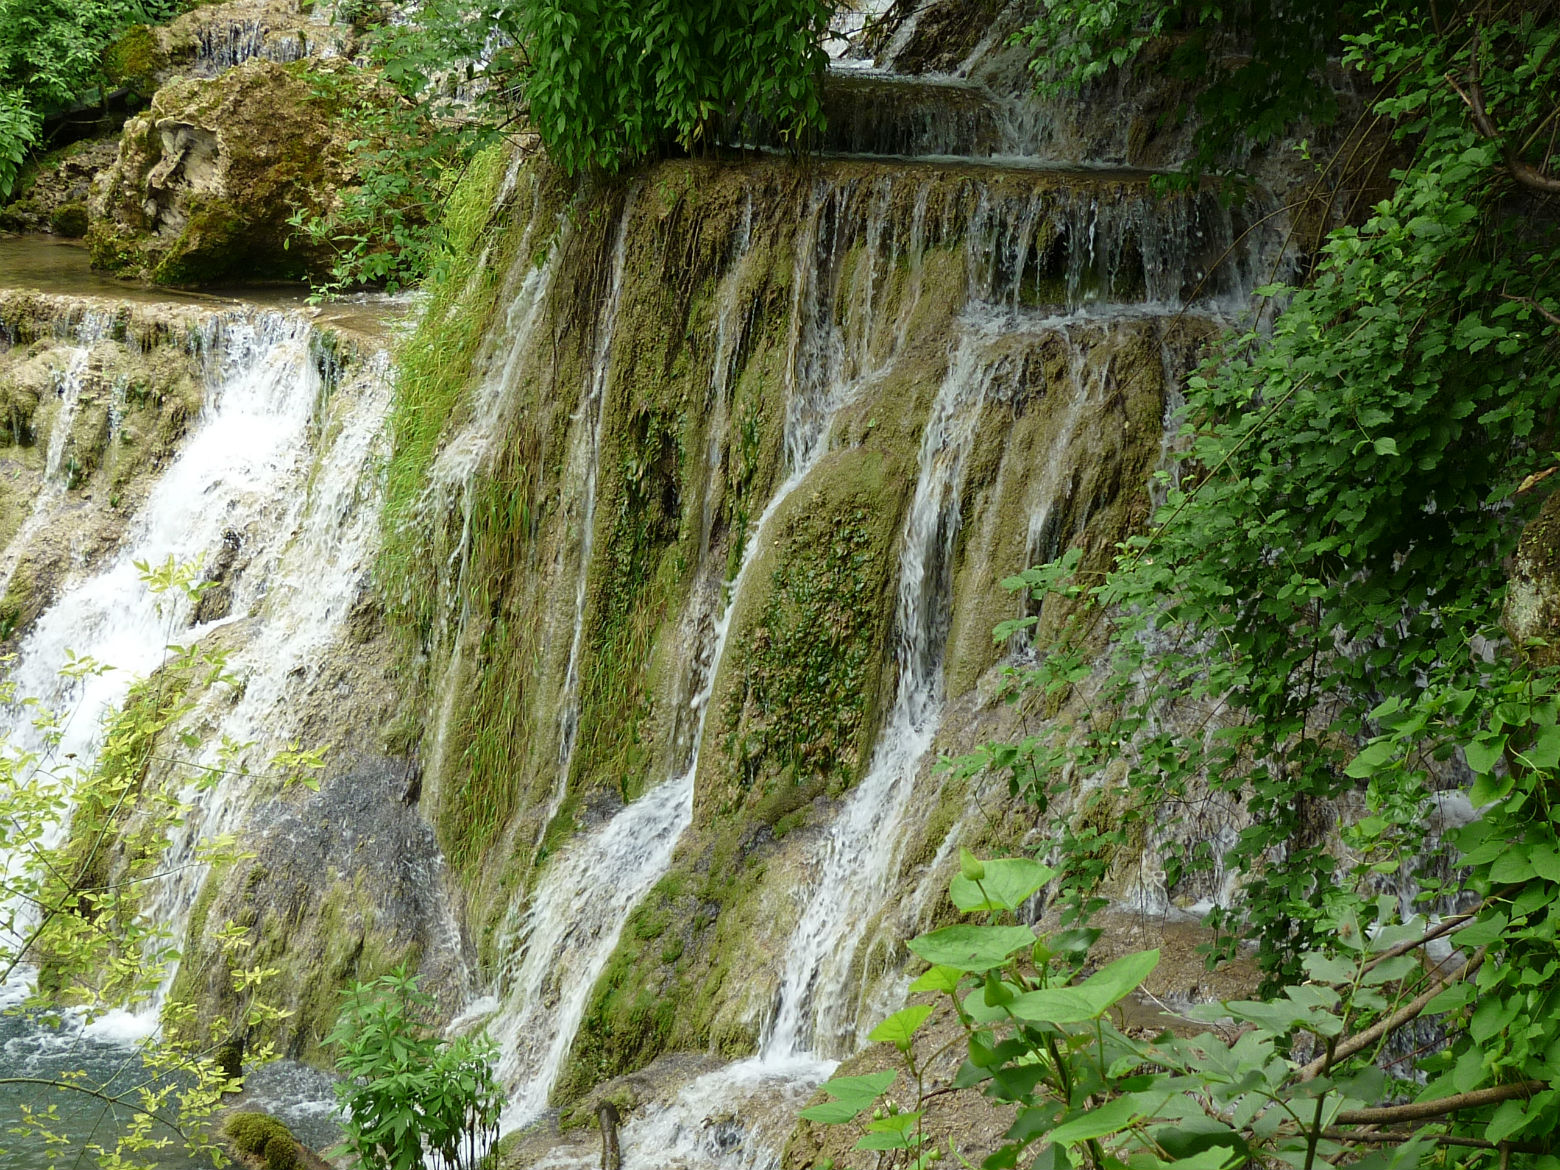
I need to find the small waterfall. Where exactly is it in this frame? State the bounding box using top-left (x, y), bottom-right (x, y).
top-left (0, 337), bottom-right (99, 600)
top-left (193, 21), bottom-right (309, 74)
top-left (484, 177), bottom-right (913, 1127)
top-left (539, 195), bottom-right (637, 841)
top-left (761, 319), bottom-right (1000, 1061)
top-left (0, 310), bottom-right (394, 1005)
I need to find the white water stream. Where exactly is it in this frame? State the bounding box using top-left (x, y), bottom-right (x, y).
top-left (0, 310), bottom-right (394, 1015)
top-left (488, 182), bottom-right (887, 1129)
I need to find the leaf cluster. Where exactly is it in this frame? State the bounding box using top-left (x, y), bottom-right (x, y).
top-left (328, 966), bottom-right (503, 1170)
top-left (807, 855), bottom-right (1559, 1170)
top-left (0, 0), bottom-right (185, 198)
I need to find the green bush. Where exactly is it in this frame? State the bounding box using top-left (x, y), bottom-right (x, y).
top-left (329, 965), bottom-right (502, 1170)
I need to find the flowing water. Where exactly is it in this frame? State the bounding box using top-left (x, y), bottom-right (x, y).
top-left (0, 295), bottom-right (397, 1162)
top-left (0, 35), bottom-right (1293, 1162)
top-left (485, 176), bottom-right (918, 1127)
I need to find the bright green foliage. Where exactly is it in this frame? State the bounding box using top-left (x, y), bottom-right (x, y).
top-left (328, 966), bottom-right (503, 1170)
top-left (0, 0), bottom-right (183, 197)
top-left (808, 857), bottom-right (1560, 1168)
top-left (288, 0), bottom-right (524, 292)
top-left (521, 0), bottom-right (835, 174)
top-left (0, 558), bottom-right (302, 1167)
top-left (0, 88), bottom-right (38, 201)
top-left (970, 1), bottom-right (1560, 983)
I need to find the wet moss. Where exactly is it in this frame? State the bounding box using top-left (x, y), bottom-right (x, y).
top-left (101, 24), bottom-right (167, 99)
top-left (49, 202), bottom-right (89, 238)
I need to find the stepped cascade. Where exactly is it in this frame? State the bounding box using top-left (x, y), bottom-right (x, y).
top-left (0, 2), bottom-right (1356, 1165)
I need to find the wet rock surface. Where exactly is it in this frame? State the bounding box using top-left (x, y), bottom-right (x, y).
top-left (171, 757), bottom-right (472, 1062)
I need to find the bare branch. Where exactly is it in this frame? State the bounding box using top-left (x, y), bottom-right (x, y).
top-left (1335, 1080), bottom-right (1548, 1126)
top-left (1319, 1128), bottom-right (1552, 1154)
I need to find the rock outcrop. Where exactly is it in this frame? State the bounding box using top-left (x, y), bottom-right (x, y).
top-left (87, 59), bottom-right (359, 285)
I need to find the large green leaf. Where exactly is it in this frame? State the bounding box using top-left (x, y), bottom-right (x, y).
top-left (949, 857), bottom-right (1057, 912)
top-left (869, 1005), bottom-right (932, 1052)
top-left (1047, 1096), bottom-right (1140, 1144)
top-left (908, 924), bottom-right (1037, 972)
top-left (798, 1070), bottom-right (896, 1124)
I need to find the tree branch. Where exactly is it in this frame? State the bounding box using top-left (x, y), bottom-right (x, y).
top-left (1299, 947), bottom-right (1486, 1082)
top-left (0, 1077), bottom-right (187, 1136)
top-left (1335, 1080), bottom-right (1548, 1125)
top-left (1445, 41), bottom-right (1560, 195)
top-left (1319, 1128), bottom-right (1552, 1155)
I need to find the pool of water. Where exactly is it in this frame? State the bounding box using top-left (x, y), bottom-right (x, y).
top-left (0, 1002), bottom-right (211, 1169)
top-left (0, 232), bottom-right (411, 339)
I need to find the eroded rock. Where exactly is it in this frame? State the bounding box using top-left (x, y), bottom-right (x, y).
top-left (87, 59), bottom-right (361, 285)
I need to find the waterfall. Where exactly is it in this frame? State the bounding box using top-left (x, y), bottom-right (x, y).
top-left (762, 319), bottom-right (1002, 1061)
top-left (0, 309), bottom-right (393, 1008)
top-left (485, 172), bottom-right (927, 1128)
top-left (539, 194), bottom-right (637, 842)
top-left (0, 334), bottom-right (100, 600)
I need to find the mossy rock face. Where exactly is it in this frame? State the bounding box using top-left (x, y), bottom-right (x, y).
top-left (49, 202), bottom-right (90, 238)
top-left (87, 59), bottom-right (370, 286)
top-left (101, 23), bottom-right (167, 99)
top-left (0, 137), bottom-right (120, 234)
top-left (168, 761), bottom-right (465, 1062)
top-left (1506, 488), bottom-right (1560, 667)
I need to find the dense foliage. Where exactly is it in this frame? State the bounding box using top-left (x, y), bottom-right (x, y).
top-left (900, 0), bottom-right (1560, 1161)
top-left (520, 0), bottom-right (834, 173)
top-left (0, 0), bottom-right (182, 197)
top-left (998, 0), bottom-right (1560, 970)
top-left (809, 855), bottom-right (1554, 1169)
top-left (328, 967), bottom-right (502, 1170)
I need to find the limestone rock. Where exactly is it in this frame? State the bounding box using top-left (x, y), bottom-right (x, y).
top-left (87, 59), bottom-right (358, 286)
top-left (0, 138), bottom-right (122, 235)
top-left (107, 0), bottom-right (353, 96)
top-left (1505, 488), bottom-right (1560, 666)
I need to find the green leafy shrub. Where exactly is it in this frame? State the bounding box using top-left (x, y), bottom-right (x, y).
top-left (807, 848), bottom-right (1560, 1166)
top-left (521, 0), bottom-right (834, 174)
top-left (329, 965), bottom-right (503, 1170)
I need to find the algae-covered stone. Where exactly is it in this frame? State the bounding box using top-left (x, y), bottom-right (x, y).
top-left (1505, 488), bottom-right (1560, 667)
top-left (168, 760), bottom-right (467, 1062)
top-left (87, 60), bottom-right (365, 286)
top-left (102, 23), bottom-right (168, 100)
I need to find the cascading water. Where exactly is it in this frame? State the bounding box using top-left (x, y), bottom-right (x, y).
top-left (762, 320), bottom-right (1002, 1062)
top-left (0, 336), bottom-right (99, 600)
top-left (540, 195), bottom-right (637, 841)
top-left (0, 308), bottom-right (395, 1010)
top-left (484, 175), bottom-right (919, 1129)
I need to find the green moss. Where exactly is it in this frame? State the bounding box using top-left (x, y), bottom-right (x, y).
top-left (49, 202), bottom-right (89, 237)
top-left (263, 1133), bottom-right (300, 1170)
top-left (716, 466), bottom-right (900, 804)
top-left (0, 562), bottom-right (33, 642)
top-left (223, 1111), bottom-right (298, 1163)
top-left (102, 24), bottom-right (167, 98)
